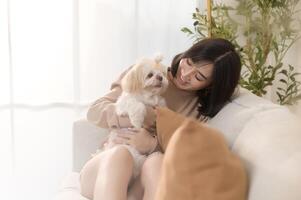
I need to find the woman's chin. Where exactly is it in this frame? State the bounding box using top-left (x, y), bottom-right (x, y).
top-left (173, 78), bottom-right (186, 89)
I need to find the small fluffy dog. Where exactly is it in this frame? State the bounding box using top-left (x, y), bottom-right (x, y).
top-left (116, 54), bottom-right (169, 128)
top-left (105, 54), bottom-right (168, 182)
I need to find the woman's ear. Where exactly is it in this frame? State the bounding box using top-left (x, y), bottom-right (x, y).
top-left (121, 65), bottom-right (143, 93)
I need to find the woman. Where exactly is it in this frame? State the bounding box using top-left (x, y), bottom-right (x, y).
top-left (79, 38), bottom-right (242, 200)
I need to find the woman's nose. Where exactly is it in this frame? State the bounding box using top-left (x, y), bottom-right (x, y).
top-left (182, 68), bottom-right (194, 80)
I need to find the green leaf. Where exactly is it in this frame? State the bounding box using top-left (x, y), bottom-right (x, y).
top-left (280, 69), bottom-right (288, 75)
top-left (287, 84), bottom-right (294, 92)
top-left (279, 79), bottom-right (287, 84)
top-left (291, 72), bottom-right (301, 77)
top-left (276, 91), bottom-right (283, 101)
top-left (277, 87), bottom-right (286, 92)
top-left (181, 27), bottom-right (193, 35)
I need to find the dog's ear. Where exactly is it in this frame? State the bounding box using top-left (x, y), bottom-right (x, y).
top-left (121, 65), bottom-right (143, 93)
top-left (153, 53), bottom-right (163, 64)
top-left (153, 53), bottom-right (167, 76)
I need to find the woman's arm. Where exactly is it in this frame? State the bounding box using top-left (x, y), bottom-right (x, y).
top-left (86, 67), bottom-right (132, 129)
top-left (87, 65), bottom-right (158, 130)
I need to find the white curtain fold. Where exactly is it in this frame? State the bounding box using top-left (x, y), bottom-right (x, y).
top-left (79, 0), bottom-right (198, 102)
top-left (0, 0), bottom-right (197, 199)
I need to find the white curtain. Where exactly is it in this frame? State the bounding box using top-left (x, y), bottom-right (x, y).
top-left (0, 0), bottom-right (201, 199)
top-left (79, 0), bottom-right (204, 100)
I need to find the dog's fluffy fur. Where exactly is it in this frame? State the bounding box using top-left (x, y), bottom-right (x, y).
top-left (102, 55), bottom-right (169, 183)
top-left (116, 54), bottom-right (168, 128)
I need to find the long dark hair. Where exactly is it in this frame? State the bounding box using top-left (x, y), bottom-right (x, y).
top-left (170, 38), bottom-right (241, 118)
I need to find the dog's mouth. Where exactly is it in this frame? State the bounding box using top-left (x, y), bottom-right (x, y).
top-left (154, 84), bottom-right (162, 88)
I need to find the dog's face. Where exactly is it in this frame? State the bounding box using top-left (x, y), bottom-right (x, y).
top-left (122, 57), bottom-right (168, 95)
top-left (143, 61), bottom-right (168, 94)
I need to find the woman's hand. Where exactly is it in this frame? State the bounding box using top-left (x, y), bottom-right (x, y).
top-left (117, 105), bottom-right (157, 130)
top-left (113, 128), bottom-right (157, 155)
top-left (143, 106), bottom-right (157, 130)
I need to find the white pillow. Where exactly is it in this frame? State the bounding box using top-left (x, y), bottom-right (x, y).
top-left (232, 107), bottom-right (301, 200)
top-left (208, 87), bottom-right (280, 147)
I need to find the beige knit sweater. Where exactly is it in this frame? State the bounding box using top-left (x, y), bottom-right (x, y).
top-left (86, 66), bottom-right (202, 130)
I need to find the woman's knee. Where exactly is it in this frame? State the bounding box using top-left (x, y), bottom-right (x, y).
top-left (141, 152), bottom-right (163, 184)
top-left (79, 146), bottom-right (134, 197)
top-left (103, 146), bottom-right (134, 167)
top-left (79, 153), bottom-right (105, 199)
top-left (80, 146), bottom-right (132, 174)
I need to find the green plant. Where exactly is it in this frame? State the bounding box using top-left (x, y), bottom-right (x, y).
top-left (182, 0), bottom-right (301, 105)
top-left (277, 65), bottom-right (301, 105)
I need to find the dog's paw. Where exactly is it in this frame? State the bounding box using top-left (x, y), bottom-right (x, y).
top-left (130, 118), bottom-right (144, 129)
top-left (128, 103), bottom-right (146, 128)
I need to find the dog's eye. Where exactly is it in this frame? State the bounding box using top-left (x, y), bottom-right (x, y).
top-left (147, 73), bottom-right (153, 78)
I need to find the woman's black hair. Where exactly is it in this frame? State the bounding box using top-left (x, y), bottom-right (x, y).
top-left (170, 38), bottom-right (241, 118)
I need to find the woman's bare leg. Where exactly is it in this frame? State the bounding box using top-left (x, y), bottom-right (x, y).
top-left (94, 146), bottom-right (134, 200)
top-left (79, 146), bottom-right (134, 200)
top-left (140, 152), bottom-right (163, 200)
top-left (79, 152), bottom-right (104, 199)
top-left (127, 175), bottom-right (144, 200)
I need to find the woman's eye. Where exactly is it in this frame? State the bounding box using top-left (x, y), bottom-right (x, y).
top-left (147, 73), bottom-right (153, 78)
top-left (195, 75), bottom-right (202, 81)
top-left (186, 59), bottom-right (192, 66)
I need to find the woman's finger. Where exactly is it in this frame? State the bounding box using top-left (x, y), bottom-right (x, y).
top-left (114, 128), bottom-right (136, 134)
top-left (127, 127), bottom-right (140, 132)
top-left (114, 128), bottom-right (128, 134)
top-left (113, 137), bottom-right (130, 145)
top-left (116, 134), bottom-right (132, 140)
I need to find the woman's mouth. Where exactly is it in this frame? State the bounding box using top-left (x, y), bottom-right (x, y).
top-left (177, 70), bottom-right (188, 86)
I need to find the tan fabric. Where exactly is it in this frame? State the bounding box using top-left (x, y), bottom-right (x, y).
top-left (156, 107), bottom-right (186, 152)
top-left (86, 67), bottom-right (131, 129)
top-left (86, 66), bottom-right (201, 130)
top-left (155, 107), bottom-right (248, 200)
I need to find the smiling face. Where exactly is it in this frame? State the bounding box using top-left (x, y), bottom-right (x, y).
top-left (172, 58), bottom-right (214, 91)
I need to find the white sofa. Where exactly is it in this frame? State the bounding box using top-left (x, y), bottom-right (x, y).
top-left (54, 88), bottom-right (301, 200)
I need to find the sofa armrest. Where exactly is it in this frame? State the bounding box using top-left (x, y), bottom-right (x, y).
top-left (72, 119), bottom-right (109, 172)
top-left (233, 108), bottom-right (301, 200)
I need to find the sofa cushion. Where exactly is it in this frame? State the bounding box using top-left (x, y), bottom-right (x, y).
top-left (208, 87), bottom-right (281, 147)
top-left (232, 107), bottom-right (301, 200)
top-left (155, 108), bottom-right (248, 200)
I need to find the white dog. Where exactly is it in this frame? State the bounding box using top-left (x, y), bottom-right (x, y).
top-left (116, 54), bottom-right (169, 128)
top-left (103, 54), bottom-right (168, 183)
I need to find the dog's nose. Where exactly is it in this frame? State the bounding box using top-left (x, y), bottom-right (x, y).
top-left (156, 75), bottom-right (163, 81)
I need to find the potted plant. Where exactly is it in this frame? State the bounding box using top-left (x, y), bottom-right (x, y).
top-left (182, 0), bottom-right (301, 105)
